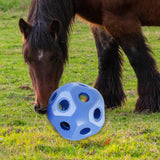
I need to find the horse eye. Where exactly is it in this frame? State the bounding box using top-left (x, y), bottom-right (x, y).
top-left (24, 56), bottom-right (32, 64)
top-left (25, 59), bottom-right (31, 64)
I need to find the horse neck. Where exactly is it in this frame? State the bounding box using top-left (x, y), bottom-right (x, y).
top-left (27, 0), bottom-right (75, 30)
top-left (27, 0), bottom-right (75, 61)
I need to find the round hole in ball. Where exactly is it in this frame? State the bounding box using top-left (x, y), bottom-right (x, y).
top-left (94, 108), bottom-right (101, 121)
top-left (80, 128), bottom-right (91, 135)
top-left (79, 93), bottom-right (89, 102)
top-left (59, 100), bottom-right (69, 111)
top-left (50, 92), bottom-right (57, 102)
top-left (60, 121), bottom-right (70, 131)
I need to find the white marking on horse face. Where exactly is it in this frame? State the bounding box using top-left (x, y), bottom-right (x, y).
top-left (38, 50), bottom-right (44, 61)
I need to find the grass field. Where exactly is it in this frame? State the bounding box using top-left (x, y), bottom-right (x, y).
top-left (0, 1), bottom-right (160, 159)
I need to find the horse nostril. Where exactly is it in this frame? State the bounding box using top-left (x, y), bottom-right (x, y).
top-left (34, 104), bottom-right (47, 115)
top-left (34, 104), bottom-right (40, 112)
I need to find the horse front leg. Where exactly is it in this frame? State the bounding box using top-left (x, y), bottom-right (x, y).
top-left (104, 16), bottom-right (160, 113)
top-left (121, 34), bottom-right (160, 113)
top-left (91, 25), bottom-right (126, 108)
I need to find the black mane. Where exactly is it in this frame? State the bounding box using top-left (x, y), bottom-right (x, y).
top-left (27, 0), bottom-right (75, 61)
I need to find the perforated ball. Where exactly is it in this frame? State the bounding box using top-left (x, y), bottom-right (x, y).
top-left (47, 82), bottom-right (105, 141)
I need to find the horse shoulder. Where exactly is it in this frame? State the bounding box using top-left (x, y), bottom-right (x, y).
top-left (75, 0), bottom-right (103, 24)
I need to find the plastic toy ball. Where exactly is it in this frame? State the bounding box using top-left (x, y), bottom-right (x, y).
top-left (47, 82), bottom-right (105, 141)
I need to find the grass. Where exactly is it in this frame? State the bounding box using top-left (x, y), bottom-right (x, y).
top-left (0, 1), bottom-right (160, 159)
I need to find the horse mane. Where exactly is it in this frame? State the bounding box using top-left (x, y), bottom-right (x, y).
top-left (26, 0), bottom-right (75, 62)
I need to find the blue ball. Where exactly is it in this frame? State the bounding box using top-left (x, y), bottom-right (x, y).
top-left (47, 82), bottom-right (105, 141)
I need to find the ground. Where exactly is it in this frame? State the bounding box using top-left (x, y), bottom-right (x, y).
top-left (0, 1), bottom-right (160, 159)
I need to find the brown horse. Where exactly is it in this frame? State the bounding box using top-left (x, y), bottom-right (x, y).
top-left (19, 0), bottom-right (160, 114)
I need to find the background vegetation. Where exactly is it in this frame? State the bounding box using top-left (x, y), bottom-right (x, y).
top-left (0, 1), bottom-right (160, 159)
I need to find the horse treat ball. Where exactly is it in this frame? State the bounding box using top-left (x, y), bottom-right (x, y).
top-left (47, 82), bottom-right (105, 141)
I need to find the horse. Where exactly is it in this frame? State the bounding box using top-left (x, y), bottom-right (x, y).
top-left (19, 0), bottom-right (160, 114)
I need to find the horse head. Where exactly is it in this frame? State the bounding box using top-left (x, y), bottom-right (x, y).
top-left (19, 18), bottom-right (66, 114)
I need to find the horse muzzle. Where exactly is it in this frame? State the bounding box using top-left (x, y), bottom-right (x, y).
top-left (34, 104), bottom-right (47, 115)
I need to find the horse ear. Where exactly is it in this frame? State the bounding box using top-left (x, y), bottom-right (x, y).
top-left (48, 19), bottom-right (61, 40)
top-left (19, 18), bottom-right (32, 39)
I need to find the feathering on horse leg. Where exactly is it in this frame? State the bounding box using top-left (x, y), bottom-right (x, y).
top-left (116, 33), bottom-right (160, 113)
top-left (103, 13), bottom-right (160, 113)
top-left (91, 24), bottom-right (126, 109)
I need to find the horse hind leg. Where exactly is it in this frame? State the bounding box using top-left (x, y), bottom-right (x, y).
top-left (91, 24), bottom-right (126, 108)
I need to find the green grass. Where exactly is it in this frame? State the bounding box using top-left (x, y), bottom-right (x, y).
top-left (0, 1), bottom-right (160, 159)
top-left (0, 0), bottom-right (30, 11)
